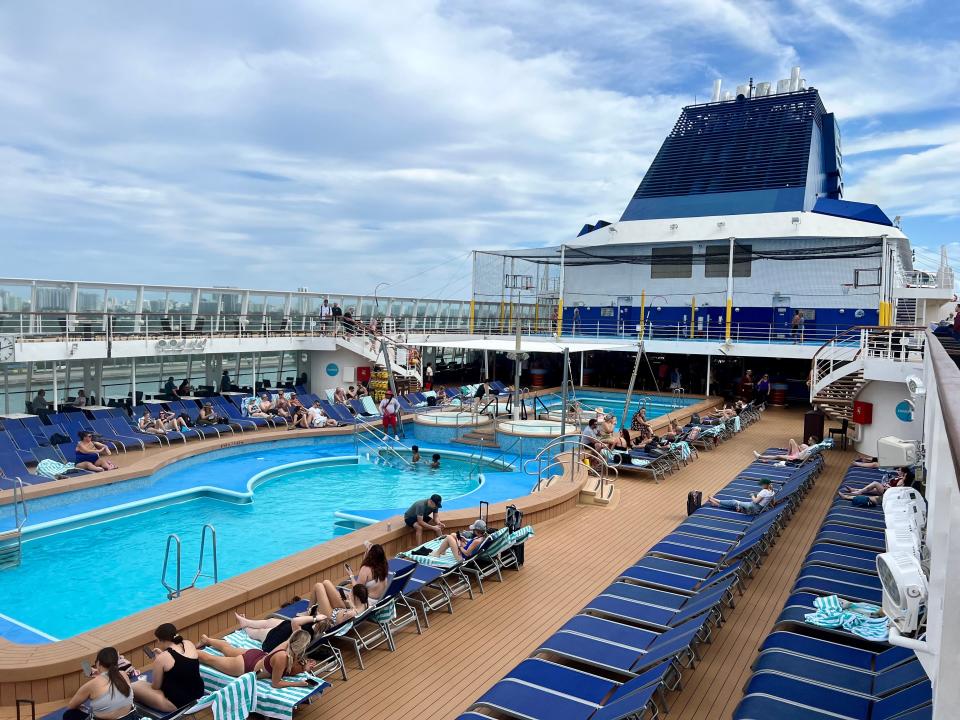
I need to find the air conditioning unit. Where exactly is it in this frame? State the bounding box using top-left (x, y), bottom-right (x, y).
top-left (883, 487), bottom-right (927, 527)
top-left (877, 552), bottom-right (927, 634)
top-left (885, 523), bottom-right (921, 561)
top-left (777, 78), bottom-right (792, 94)
top-left (877, 437), bottom-right (917, 468)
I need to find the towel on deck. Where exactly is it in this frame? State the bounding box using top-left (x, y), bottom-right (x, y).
top-left (189, 671), bottom-right (257, 720)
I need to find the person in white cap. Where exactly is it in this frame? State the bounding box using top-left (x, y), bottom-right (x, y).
top-left (430, 519), bottom-right (489, 560)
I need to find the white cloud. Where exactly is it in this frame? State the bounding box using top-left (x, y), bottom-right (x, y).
top-left (0, 0), bottom-right (957, 294)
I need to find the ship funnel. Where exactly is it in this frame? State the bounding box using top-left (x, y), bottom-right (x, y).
top-left (790, 66), bottom-right (801, 92)
top-left (712, 79), bottom-right (722, 102)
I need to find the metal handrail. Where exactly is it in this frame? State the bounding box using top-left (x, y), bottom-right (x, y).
top-left (161, 534), bottom-right (182, 600)
top-left (12, 478), bottom-right (27, 530)
top-left (353, 419), bottom-right (414, 467)
top-left (190, 524), bottom-right (219, 587)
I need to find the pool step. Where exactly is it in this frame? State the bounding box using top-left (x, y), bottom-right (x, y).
top-left (0, 529), bottom-right (22, 569)
top-left (453, 429), bottom-right (500, 449)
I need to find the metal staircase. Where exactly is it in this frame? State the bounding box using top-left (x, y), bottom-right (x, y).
top-left (811, 326), bottom-right (926, 422)
top-left (0, 479), bottom-right (27, 569)
top-left (895, 298), bottom-right (919, 326)
top-left (334, 324), bottom-right (422, 386)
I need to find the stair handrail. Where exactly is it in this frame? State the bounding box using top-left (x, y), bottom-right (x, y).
top-left (12, 478), bottom-right (27, 531)
top-left (353, 419), bottom-right (414, 467)
top-left (161, 534), bottom-right (182, 600)
top-left (189, 524), bottom-right (219, 588)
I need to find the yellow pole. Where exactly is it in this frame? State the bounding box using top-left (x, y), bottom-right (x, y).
top-left (468, 299), bottom-right (475, 333)
top-left (690, 296), bottom-right (697, 338)
top-left (555, 299), bottom-right (564, 338)
top-left (534, 302), bottom-right (539, 332)
top-left (499, 300), bottom-right (505, 330)
top-left (725, 297), bottom-right (733, 342)
top-left (639, 290), bottom-right (646, 341)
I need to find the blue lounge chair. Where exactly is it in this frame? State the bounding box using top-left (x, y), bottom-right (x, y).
top-left (751, 654), bottom-right (926, 696)
top-left (320, 399), bottom-right (357, 425)
top-left (757, 630), bottom-right (915, 671)
top-left (736, 674), bottom-right (931, 720)
top-left (86, 417), bottom-right (155, 451)
top-left (173, 401), bottom-right (236, 436)
top-left (206, 397), bottom-right (259, 431)
top-left (471, 659), bottom-right (670, 720)
top-left (536, 616), bottom-right (707, 676)
top-left (4, 424), bottom-right (44, 460)
top-left (588, 579), bottom-right (733, 631)
top-left (348, 399), bottom-right (377, 419)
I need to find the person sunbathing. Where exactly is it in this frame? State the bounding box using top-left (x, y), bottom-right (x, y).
top-left (839, 467), bottom-right (913, 499)
top-left (705, 479), bottom-right (775, 514)
top-left (234, 607), bottom-right (330, 653)
top-left (333, 387), bottom-right (348, 404)
top-left (274, 390), bottom-right (292, 420)
top-left (598, 414), bottom-right (618, 446)
top-left (159, 409), bottom-right (189, 432)
top-left (307, 401), bottom-right (336, 427)
top-left (75, 431), bottom-right (115, 472)
top-left (137, 409), bottom-right (167, 436)
top-left (430, 520), bottom-right (488, 561)
top-left (197, 630), bottom-right (316, 689)
top-left (258, 393), bottom-right (275, 416)
top-left (852, 455), bottom-right (880, 468)
top-left (307, 582), bottom-right (370, 627)
top-left (663, 419), bottom-right (685, 441)
top-left (132, 623), bottom-right (204, 713)
top-left (753, 438), bottom-right (814, 463)
top-left (608, 428), bottom-right (631, 451)
top-left (347, 542), bottom-right (390, 602)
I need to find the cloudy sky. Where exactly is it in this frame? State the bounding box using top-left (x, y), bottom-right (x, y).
top-left (1, 0), bottom-right (957, 299)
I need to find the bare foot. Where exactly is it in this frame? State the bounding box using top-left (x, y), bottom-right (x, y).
top-left (234, 612), bottom-right (248, 626)
top-left (197, 635), bottom-right (210, 649)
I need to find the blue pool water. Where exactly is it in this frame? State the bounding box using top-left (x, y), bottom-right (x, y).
top-left (0, 442), bottom-right (503, 640)
top-left (538, 390), bottom-right (696, 424)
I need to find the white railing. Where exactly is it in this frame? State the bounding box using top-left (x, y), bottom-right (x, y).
top-left (811, 326), bottom-right (926, 400)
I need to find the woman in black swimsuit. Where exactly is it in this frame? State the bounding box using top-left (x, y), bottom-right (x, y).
top-left (132, 623), bottom-right (205, 712)
top-left (233, 605), bottom-right (329, 652)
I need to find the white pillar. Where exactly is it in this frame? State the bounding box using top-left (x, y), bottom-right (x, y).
top-left (134, 285), bottom-right (144, 333)
top-left (67, 283), bottom-right (78, 332)
top-left (131, 357), bottom-right (137, 407)
top-left (190, 289), bottom-right (201, 331)
top-left (705, 354), bottom-right (712, 396)
top-left (556, 245), bottom-right (566, 338)
top-left (580, 351), bottom-right (585, 386)
top-left (2, 366), bottom-right (8, 414)
top-left (52, 361), bottom-right (59, 411)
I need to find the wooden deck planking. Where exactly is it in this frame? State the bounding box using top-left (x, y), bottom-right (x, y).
top-left (287, 408), bottom-right (851, 720)
top-left (2, 407), bottom-right (852, 720)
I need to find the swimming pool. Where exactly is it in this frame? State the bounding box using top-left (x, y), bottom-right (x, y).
top-left (0, 442), bottom-right (505, 641)
top-left (536, 390), bottom-right (697, 425)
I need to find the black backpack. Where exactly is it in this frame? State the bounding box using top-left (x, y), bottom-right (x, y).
top-left (687, 491), bottom-right (703, 516)
top-left (690, 413), bottom-right (701, 425)
top-left (505, 504), bottom-right (525, 566)
top-left (505, 504), bottom-right (523, 532)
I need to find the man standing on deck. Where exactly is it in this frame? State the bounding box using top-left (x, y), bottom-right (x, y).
top-left (379, 389), bottom-right (401, 439)
top-left (404, 494), bottom-right (445, 546)
top-left (319, 298), bottom-right (332, 334)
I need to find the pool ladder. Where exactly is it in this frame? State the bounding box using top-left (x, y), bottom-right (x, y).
top-left (0, 479), bottom-right (27, 570)
top-left (161, 524), bottom-right (219, 600)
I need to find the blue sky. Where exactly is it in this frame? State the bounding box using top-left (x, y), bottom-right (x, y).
top-left (1, 0), bottom-right (957, 298)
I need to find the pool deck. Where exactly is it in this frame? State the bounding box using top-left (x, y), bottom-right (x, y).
top-left (301, 406), bottom-right (853, 720)
top-left (0, 404), bottom-right (852, 719)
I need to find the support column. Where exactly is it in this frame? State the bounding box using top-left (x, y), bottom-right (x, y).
top-left (67, 283), bottom-right (78, 332)
top-left (705, 354), bottom-right (712, 396)
top-left (134, 286), bottom-right (145, 333)
top-left (580, 351), bottom-right (585, 386)
top-left (560, 347), bottom-right (569, 435)
top-left (52, 361), bottom-right (59, 411)
top-left (556, 245), bottom-right (566, 338)
top-left (190, 289), bottom-right (201, 331)
top-left (131, 357), bottom-right (137, 407)
top-left (725, 236), bottom-right (735, 343)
